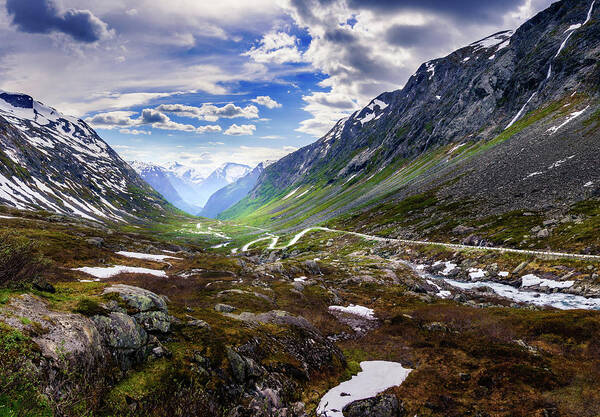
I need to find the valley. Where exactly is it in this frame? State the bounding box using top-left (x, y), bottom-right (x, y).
top-left (1, 0), bottom-right (600, 416)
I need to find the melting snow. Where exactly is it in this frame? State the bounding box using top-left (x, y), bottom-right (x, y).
top-left (547, 106), bottom-right (589, 135)
top-left (282, 187), bottom-right (300, 200)
top-left (316, 361), bottom-right (412, 417)
top-left (329, 305), bottom-right (376, 320)
top-left (468, 268), bottom-right (487, 279)
top-left (115, 251), bottom-right (182, 262)
top-left (521, 274), bottom-right (574, 289)
top-left (73, 266), bottom-right (167, 279)
top-left (426, 62), bottom-right (435, 80)
top-left (525, 172), bottom-right (543, 179)
top-left (584, 181), bottom-right (594, 187)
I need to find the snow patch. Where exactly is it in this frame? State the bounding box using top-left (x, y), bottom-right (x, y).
top-left (282, 187), bottom-right (300, 200)
top-left (547, 106), bottom-right (589, 135)
top-left (329, 305), bottom-right (376, 320)
top-left (317, 361), bottom-right (412, 417)
top-left (116, 251), bottom-right (182, 262)
top-left (521, 274), bottom-right (574, 289)
top-left (73, 266), bottom-right (168, 279)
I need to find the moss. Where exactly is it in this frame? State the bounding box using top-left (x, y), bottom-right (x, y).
top-left (73, 298), bottom-right (108, 317)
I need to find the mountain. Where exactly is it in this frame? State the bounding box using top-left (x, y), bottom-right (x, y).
top-left (0, 92), bottom-right (175, 222)
top-left (193, 162), bottom-right (252, 208)
top-left (221, 0), bottom-right (600, 250)
top-left (200, 162), bottom-right (265, 218)
top-left (129, 161), bottom-right (202, 215)
top-left (131, 161), bottom-right (251, 213)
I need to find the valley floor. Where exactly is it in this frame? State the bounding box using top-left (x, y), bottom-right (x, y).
top-left (1, 207), bottom-right (600, 416)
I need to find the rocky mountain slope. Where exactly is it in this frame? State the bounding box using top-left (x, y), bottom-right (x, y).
top-left (0, 92), bottom-right (175, 222)
top-left (200, 162), bottom-right (265, 218)
top-left (132, 161), bottom-right (252, 213)
top-left (221, 0), bottom-right (600, 252)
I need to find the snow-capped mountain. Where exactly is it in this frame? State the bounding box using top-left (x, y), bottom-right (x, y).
top-left (164, 162), bottom-right (205, 184)
top-left (0, 92), bottom-right (174, 222)
top-left (131, 160), bottom-right (252, 213)
top-left (200, 162), bottom-right (265, 218)
top-left (129, 161), bottom-right (203, 214)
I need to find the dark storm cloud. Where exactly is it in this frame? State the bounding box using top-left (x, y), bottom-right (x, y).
top-left (6, 0), bottom-right (110, 43)
top-left (345, 0), bottom-right (524, 23)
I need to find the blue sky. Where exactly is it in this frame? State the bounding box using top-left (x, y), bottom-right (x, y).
top-left (0, 0), bottom-right (554, 176)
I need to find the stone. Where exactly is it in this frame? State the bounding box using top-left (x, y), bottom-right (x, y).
top-left (103, 285), bottom-right (167, 314)
top-left (452, 225), bottom-right (475, 235)
top-left (215, 303), bottom-right (236, 313)
top-left (226, 347), bottom-right (246, 382)
top-left (537, 228), bottom-right (550, 238)
top-left (343, 394), bottom-right (405, 417)
top-left (33, 280), bottom-right (56, 293)
top-left (303, 260), bottom-right (321, 275)
top-left (134, 311), bottom-right (171, 333)
top-left (512, 261), bottom-right (529, 275)
top-left (86, 237), bottom-right (104, 247)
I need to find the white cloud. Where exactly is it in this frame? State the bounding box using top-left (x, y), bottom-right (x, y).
top-left (224, 124), bottom-right (256, 136)
top-left (251, 95), bottom-right (282, 109)
top-left (243, 31), bottom-right (305, 64)
top-left (86, 109), bottom-right (221, 134)
top-left (196, 125), bottom-right (223, 133)
top-left (156, 103), bottom-right (259, 121)
top-left (119, 128), bottom-right (151, 135)
top-left (260, 135), bottom-right (284, 140)
top-left (85, 111), bottom-right (139, 129)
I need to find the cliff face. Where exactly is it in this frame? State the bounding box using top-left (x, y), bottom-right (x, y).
top-left (221, 0), bottom-right (600, 232)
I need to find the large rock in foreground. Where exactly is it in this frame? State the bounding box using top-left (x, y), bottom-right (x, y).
top-left (343, 394), bottom-right (406, 417)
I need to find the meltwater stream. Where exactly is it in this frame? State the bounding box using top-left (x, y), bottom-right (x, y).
top-left (402, 261), bottom-right (600, 310)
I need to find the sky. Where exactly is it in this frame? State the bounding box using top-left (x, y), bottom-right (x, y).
top-left (0, 0), bottom-right (555, 176)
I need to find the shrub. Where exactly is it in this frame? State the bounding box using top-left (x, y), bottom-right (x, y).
top-left (0, 232), bottom-right (49, 288)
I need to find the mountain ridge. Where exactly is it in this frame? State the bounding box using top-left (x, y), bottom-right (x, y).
top-left (220, 0), bottom-right (600, 248)
top-left (0, 91), bottom-right (176, 222)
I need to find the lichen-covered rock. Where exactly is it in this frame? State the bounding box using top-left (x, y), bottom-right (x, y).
top-left (92, 312), bottom-right (148, 350)
top-left (343, 394), bottom-right (405, 417)
top-left (215, 303), bottom-right (236, 313)
top-left (103, 284), bottom-right (167, 313)
top-left (0, 294), bottom-right (106, 365)
top-left (134, 311), bottom-right (171, 333)
top-left (92, 312), bottom-right (150, 369)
